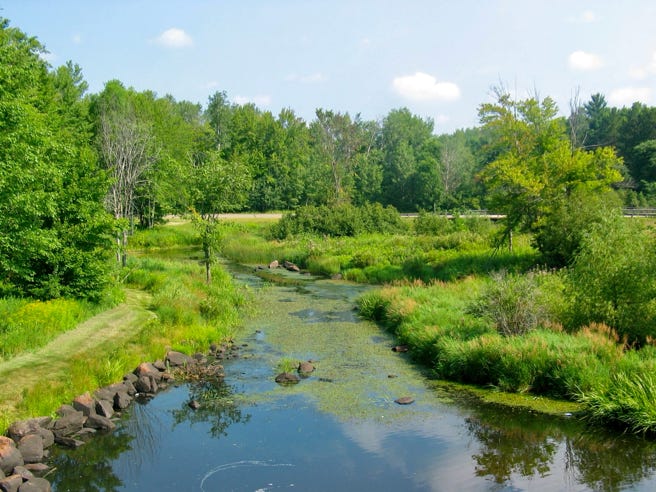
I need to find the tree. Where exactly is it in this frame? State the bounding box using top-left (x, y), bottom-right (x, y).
top-left (478, 89), bottom-right (622, 254)
top-left (0, 19), bottom-right (113, 300)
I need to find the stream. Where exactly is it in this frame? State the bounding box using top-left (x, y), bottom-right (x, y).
top-left (49, 265), bottom-right (656, 491)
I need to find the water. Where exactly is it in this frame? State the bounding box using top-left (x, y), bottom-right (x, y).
top-left (50, 267), bottom-right (656, 491)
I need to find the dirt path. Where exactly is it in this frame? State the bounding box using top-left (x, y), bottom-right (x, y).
top-left (0, 289), bottom-right (155, 417)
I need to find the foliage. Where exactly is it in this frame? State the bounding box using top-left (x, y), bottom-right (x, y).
top-left (478, 89), bottom-right (623, 251)
top-left (469, 271), bottom-right (554, 336)
top-left (271, 203), bottom-right (407, 238)
top-left (565, 212), bottom-right (656, 343)
top-left (0, 19), bottom-right (114, 300)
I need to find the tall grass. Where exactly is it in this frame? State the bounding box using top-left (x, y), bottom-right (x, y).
top-left (0, 287), bottom-right (124, 361)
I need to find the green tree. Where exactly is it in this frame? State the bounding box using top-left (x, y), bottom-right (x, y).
top-left (0, 19), bottom-right (113, 300)
top-left (478, 89), bottom-right (622, 254)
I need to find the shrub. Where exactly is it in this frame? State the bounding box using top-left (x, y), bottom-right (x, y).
top-left (565, 212), bottom-right (656, 343)
top-left (470, 271), bottom-right (551, 336)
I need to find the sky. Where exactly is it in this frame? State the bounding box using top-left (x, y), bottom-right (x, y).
top-left (2, 0), bottom-right (656, 134)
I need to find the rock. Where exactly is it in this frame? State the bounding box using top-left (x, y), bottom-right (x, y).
top-left (6, 419), bottom-right (51, 443)
top-left (298, 361), bottom-right (315, 374)
top-left (22, 464), bottom-right (48, 476)
top-left (54, 405), bottom-right (76, 418)
top-left (188, 400), bottom-right (201, 410)
top-left (123, 372), bottom-right (138, 384)
top-left (283, 261), bottom-right (300, 272)
top-left (35, 429), bottom-right (53, 451)
top-left (11, 466), bottom-right (32, 481)
top-left (133, 362), bottom-right (162, 382)
top-left (18, 477), bottom-right (51, 492)
top-left (113, 390), bottom-right (132, 410)
top-left (84, 414), bottom-right (116, 432)
top-left (50, 411), bottom-right (86, 438)
top-left (387, 374), bottom-right (397, 378)
top-left (95, 399), bottom-right (114, 419)
top-left (0, 469), bottom-right (4, 480)
top-left (268, 260), bottom-right (279, 269)
top-left (122, 380), bottom-right (137, 396)
top-left (331, 273), bottom-right (343, 280)
top-left (0, 437), bottom-right (24, 475)
top-left (275, 372), bottom-right (300, 384)
top-left (165, 351), bottom-right (194, 368)
top-left (394, 396), bottom-right (415, 405)
top-left (391, 345), bottom-right (409, 353)
top-left (17, 436), bottom-right (42, 464)
top-left (72, 393), bottom-right (95, 416)
top-left (0, 474), bottom-right (22, 492)
top-left (153, 360), bottom-right (166, 371)
top-left (134, 375), bottom-right (155, 394)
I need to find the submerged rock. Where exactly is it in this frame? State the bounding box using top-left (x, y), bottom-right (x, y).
top-left (275, 372), bottom-right (300, 384)
top-left (394, 396), bottom-right (415, 405)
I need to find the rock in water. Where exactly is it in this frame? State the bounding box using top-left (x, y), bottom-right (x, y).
top-left (394, 396), bottom-right (415, 405)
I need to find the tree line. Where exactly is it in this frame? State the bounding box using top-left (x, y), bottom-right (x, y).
top-left (2, 18), bottom-right (656, 300)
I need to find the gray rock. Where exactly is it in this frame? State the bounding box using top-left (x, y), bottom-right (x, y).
top-left (84, 414), bottom-right (116, 432)
top-left (113, 390), bottom-right (132, 410)
top-left (51, 411), bottom-right (86, 438)
top-left (123, 380), bottom-right (137, 396)
top-left (17, 435), bottom-right (43, 464)
top-left (11, 466), bottom-right (32, 481)
top-left (6, 419), bottom-right (51, 443)
top-left (133, 362), bottom-right (162, 381)
top-left (95, 400), bottom-right (114, 418)
top-left (123, 372), bottom-right (138, 384)
top-left (18, 477), bottom-right (52, 492)
top-left (72, 393), bottom-right (95, 416)
top-left (165, 350), bottom-right (194, 367)
top-left (274, 372), bottom-right (300, 384)
top-left (0, 437), bottom-right (24, 475)
top-left (53, 436), bottom-right (84, 449)
top-left (134, 375), bottom-right (154, 394)
top-left (394, 396), bottom-right (415, 405)
top-left (36, 429), bottom-right (53, 451)
top-left (298, 361), bottom-right (315, 374)
top-left (0, 468), bottom-right (3, 480)
top-left (54, 405), bottom-right (77, 418)
top-left (22, 464), bottom-right (49, 476)
top-left (0, 474), bottom-right (22, 492)
top-left (153, 360), bottom-right (166, 371)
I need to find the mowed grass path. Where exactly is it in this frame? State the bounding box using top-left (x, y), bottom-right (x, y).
top-left (0, 289), bottom-right (154, 419)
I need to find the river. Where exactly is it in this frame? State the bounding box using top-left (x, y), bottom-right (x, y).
top-left (49, 265), bottom-right (656, 491)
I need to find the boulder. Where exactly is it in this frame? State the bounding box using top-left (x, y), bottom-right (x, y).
top-left (165, 351), bottom-right (194, 368)
top-left (6, 419), bottom-right (51, 443)
top-left (17, 478), bottom-right (51, 492)
top-left (133, 362), bottom-right (162, 382)
top-left (17, 436), bottom-right (42, 464)
top-left (72, 393), bottom-right (95, 416)
top-left (84, 414), bottom-right (116, 432)
top-left (95, 400), bottom-right (114, 419)
top-left (51, 411), bottom-right (86, 438)
top-left (53, 436), bottom-right (84, 449)
top-left (152, 360), bottom-right (166, 371)
top-left (134, 375), bottom-right (158, 394)
top-left (274, 372), bottom-right (300, 384)
top-left (298, 361), bottom-right (315, 374)
top-left (113, 390), bottom-right (132, 410)
top-left (54, 405), bottom-right (77, 418)
top-left (123, 372), bottom-right (138, 384)
top-left (0, 437), bottom-right (24, 475)
top-left (0, 474), bottom-right (22, 492)
top-left (11, 466), bottom-right (32, 481)
top-left (22, 464), bottom-right (48, 476)
top-left (35, 429), bottom-right (53, 451)
top-left (268, 260), bottom-right (279, 269)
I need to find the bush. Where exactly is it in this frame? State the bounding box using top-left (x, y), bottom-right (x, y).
top-left (565, 212), bottom-right (656, 343)
top-left (270, 203), bottom-right (406, 238)
top-left (469, 271), bottom-right (553, 336)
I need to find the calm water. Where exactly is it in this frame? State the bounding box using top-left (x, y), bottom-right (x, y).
top-left (50, 267), bottom-right (656, 491)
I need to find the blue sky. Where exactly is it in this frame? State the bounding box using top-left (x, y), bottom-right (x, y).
top-left (3, 0), bottom-right (656, 133)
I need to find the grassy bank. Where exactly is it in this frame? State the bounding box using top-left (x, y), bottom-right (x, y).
top-left (0, 223), bottom-right (247, 433)
top-left (217, 211), bottom-right (656, 434)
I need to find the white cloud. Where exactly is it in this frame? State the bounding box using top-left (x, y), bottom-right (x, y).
top-left (232, 94), bottom-right (272, 106)
top-left (286, 72), bottom-right (325, 84)
top-left (629, 52), bottom-right (656, 80)
top-left (154, 28), bottom-right (193, 48)
top-left (608, 87), bottom-right (652, 106)
top-left (39, 51), bottom-right (57, 64)
top-left (392, 72), bottom-right (460, 102)
top-left (568, 50), bottom-right (603, 71)
top-left (567, 10), bottom-right (598, 23)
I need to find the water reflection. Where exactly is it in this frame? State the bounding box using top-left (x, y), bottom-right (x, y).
top-left (171, 379), bottom-right (250, 438)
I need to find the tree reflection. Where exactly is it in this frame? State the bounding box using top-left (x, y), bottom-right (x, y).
top-left (465, 403), bottom-right (656, 490)
top-left (49, 430), bottom-right (134, 492)
top-left (466, 409), bottom-right (559, 484)
top-left (171, 379), bottom-right (250, 438)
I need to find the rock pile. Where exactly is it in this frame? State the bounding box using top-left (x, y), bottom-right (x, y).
top-left (1, 346), bottom-right (234, 492)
